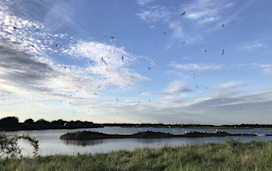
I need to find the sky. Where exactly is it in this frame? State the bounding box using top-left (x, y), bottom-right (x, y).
top-left (1, 0), bottom-right (272, 124)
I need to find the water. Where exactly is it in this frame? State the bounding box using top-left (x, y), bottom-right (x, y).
top-left (5, 127), bottom-right (272, 156)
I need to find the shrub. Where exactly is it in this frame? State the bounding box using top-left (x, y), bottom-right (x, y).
top-left (0, 132), bottom-right (39, 158)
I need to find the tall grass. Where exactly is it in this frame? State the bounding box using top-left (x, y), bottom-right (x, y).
top-left (1, 138), bottom-right (272, 171)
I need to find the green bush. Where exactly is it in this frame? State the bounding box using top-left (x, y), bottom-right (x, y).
top-left (0, 132), bottom-right (39, 158)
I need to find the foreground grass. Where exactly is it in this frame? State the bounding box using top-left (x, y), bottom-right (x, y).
top-left (1, 139), bottom-right (272, 171)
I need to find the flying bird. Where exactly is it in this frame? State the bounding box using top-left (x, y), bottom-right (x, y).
top-left (196, 85), bottom-right (198, 88)
top-left (153, 57), bottom-right (157, 61)
top-left (163, 32), bottom-right (166, 35)
top-left (110, 36), bottom-right (116, 40)
top-left (222, 24), bottom-right (224, 27)
top-left (180, 11), bottom-right (186, 16)
top-left (154, 43), bottom-right (159, 47)
top-left (31, 45), bottom-right (35, 47)
top-left (204, 49), bottom-right (208, 52)
top-left (56, 44), bottom-right (58, 47)
top-left (222, 49), bottom-right (224, 55)
top-left (13, 26), bottom-right (16, 30)
top-left (122, 56), bottom-right (124, 60)
top-left (148, 67), bottom-right (151, 70)
top-left (101, 57), bottom-right (107, 65)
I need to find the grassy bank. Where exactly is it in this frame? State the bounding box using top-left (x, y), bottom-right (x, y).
top-left (1, 139), bottom-right (272, 171)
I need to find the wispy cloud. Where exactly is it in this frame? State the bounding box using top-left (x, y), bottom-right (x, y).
top-left (136, 0), bottom-right (253, 44)
top-left (169, 62), bottom-right (221, 71)
top-left (0, 3), bottom-right (147, 104)
top-left (163, 81), bottom-right (191, 94)
top-left (63, 41), bottom-right (148, 88)
top-left (211, 81), bottom-right (245, 98)
top-left (184, 0), bottom-right (233, 25)
top-left (136, 5), bottom-right (171, 23)
top-left (136, 0), bottom-right (154, 6)
top-left (241, 43), bottom-right (264, 50)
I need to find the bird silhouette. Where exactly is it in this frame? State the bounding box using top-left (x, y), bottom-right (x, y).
top-left (222, 24), bottom-right (224, 27)
top-left (122, 56), bottom-right (124, 60)
top-left (205, 49), bottom-right (207, 52)
top-left (110, 36), bottom-right (116, 40)
top-left (13, 26), bottom-right (16, 30)
top-left (148, 67), bottom-right (151, 70)
top-left (222, 49), bottom-right (224, 55)
top-left (181, 11), bottom-right (186, 16)
top-left (101, 57), bottom-right (107, 65)
top-left (163, 32), bottom-right (166, 35)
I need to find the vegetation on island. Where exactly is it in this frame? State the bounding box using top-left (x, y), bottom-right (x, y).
top-left (1, 137), bottom-right (272, 170)
top-left (60, 130), bottom-right (257, 140)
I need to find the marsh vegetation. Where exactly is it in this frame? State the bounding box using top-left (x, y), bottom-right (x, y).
top-left (1, 138), bottom-right (272, 171)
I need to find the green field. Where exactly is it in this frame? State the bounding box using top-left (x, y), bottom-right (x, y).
top-left (1, 138), bottom-right (272, 171)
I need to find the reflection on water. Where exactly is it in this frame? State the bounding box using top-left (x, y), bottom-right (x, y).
top-left (63, 139), bottom-right (103, 146)
top-left (5, 127), bottom-right (272, 156)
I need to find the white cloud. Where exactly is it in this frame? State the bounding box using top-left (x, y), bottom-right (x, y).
top-left (163, 81), bottom-right (191, 94)
top-left (241, 43), bottom-right (264, 50)
top-left (168, 21), bottom-right (184, 39)
top-left (170, 62), bottom-right (221, 71)
top-left (211, 81), bottom-right (245, 98)
top-left (136, 6), bottom-right (171, 23)
top-left (63, 41), bottom-right (147, 88)
top-left (245, 63), bottom-right (272, 76)
top-left (136, 0), bottom-right (249, 44)
top-left (0, 10), bottom-right (67, 56)
top-left (136, 0), bottom-right (154, 6)
top-left (0, 4), bottom-right (147, 106)
top-left (184, 0), bottom-right (232, 24)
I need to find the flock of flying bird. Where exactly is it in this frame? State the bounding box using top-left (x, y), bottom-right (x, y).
top-left (100, 11), bottom-right (226, 106)
top-left (11, 10), bottom-right (226, 115)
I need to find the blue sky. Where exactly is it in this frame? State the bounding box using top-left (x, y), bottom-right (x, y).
top-left (1, 0), bottom-right (272, 124)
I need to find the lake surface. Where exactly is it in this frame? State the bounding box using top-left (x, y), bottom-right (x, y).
top-left (6, 127), bottom-right (272, 156)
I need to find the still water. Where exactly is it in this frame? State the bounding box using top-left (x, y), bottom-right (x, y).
top-left (6, 127), bottom-right (272, 156)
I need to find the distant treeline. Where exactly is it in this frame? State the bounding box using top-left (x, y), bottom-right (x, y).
top-left (1, 116), bottom-right (272, 131)
top-left (0, 117), bottom-right (103, 131)
top-left (102, 123), bottom-right (272, 129)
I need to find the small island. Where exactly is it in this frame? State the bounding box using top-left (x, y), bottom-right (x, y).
top-left (60, 130), bottom-right (257, 140)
